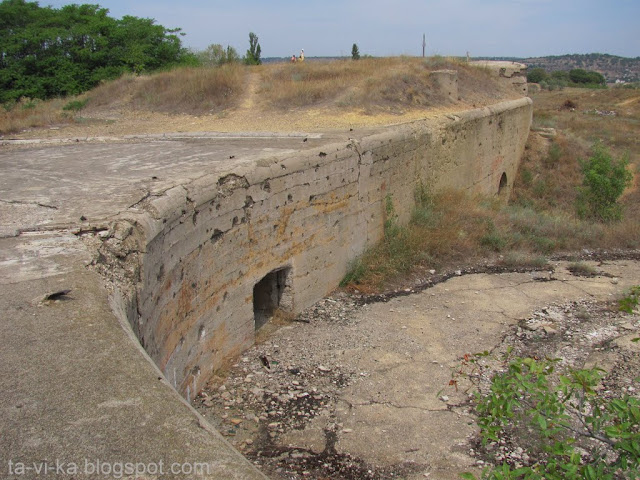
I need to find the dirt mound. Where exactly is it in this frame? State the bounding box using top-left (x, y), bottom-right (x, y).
top-left (9, 58), bottom-right (520, 140)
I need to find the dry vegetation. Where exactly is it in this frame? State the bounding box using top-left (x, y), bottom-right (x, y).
top-left (0, 57), bottom-right (515, 136)
top-left (256, 56), bottom-right (501, 113)
top-left (343, 86), bottom-right (640, 291)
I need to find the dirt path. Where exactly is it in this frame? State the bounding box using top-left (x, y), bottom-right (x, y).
top-left (195, 258), bottom-right (640, 480)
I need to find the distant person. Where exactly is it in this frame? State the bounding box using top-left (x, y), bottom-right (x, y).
top-left (300, 49), bottom-right (304, 62)
top-left (291, 54), bottom-right (296, 63)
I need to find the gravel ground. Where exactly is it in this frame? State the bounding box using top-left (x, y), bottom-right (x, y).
top-left (193, 257), bottom-right (640, 480)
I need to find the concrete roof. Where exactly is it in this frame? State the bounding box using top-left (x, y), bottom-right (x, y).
top-left (0, 131), bottom-right (356, 479)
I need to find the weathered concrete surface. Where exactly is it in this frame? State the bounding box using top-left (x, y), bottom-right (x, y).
top-left (0, 133), bottom-right (337, 479)
top-left (0, 97), bottom-right (531, 478)
top-left (96, 98), bottom-right (532, 401)
top-left (0, 232), bottom-right (268, 479)
top-left (471, 61), bottom-right (528, 96)
top-left (335, 261), bottom-right (640, 479)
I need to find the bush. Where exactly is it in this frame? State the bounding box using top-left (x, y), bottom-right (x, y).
top-left (62, 99), bottom-right (88, 111)
top-left (196, 44), bottom-right (240, 67)
top-left (463, 356), bottom-right (640, 480)
top-left (527, 68), bottom-right (548, 84)
top-left (576, 142), bottom-right (633, 221)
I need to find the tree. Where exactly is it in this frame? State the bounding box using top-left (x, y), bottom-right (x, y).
top-left (244, 32), bottom-right (261, 65)
top-left (351, 43), bottom-right (360, 60)
top-left (197, 43), bottom-right (239, 66)
top-left (576, 142), bottom-right (633, 221)
top-left (526, 67), bottom-right (547, 83)
top-left (0, 0), bottom-right (195, 102)
top-left (570, 68), bottom-right (606, 86)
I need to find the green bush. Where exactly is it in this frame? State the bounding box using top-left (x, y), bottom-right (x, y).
top-left (463, 356), bottom-right (640, 480)
top-left (527, 68), bottom-right (547, 84)
top-left (619, 286), bottom-right (640, 314)
top-left (62, 99), bottom-right (88, 111)
top-left (576, 142), bottom-right (632, 221)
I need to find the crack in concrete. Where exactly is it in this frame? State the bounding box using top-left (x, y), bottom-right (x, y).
top-left (345, 398), bottom-right (455, 415)
top-left (0, 198), bottom-right (58, 210)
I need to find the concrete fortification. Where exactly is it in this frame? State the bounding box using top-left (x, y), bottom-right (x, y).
top-left (0, 78), bottom-right (531, 478)
top-left (100, 97), bottom-right (532, 400)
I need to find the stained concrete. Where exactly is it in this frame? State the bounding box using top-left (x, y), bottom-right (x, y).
top-left (1, 133), bottom-right (342, 479)
top-left (0, 98), bottom-right (531, 478)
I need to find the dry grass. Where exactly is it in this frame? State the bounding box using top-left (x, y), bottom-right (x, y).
top-left (257, 56), bottom-right (513, 113)
top-left (1, 56), bottom-right (517, 135)
top-left (0, 97), bottom-right (77, 134)
top-left (85, 65), bottom-right (245, 115)
top-left (0, 65), bottom-right (246, 134)
top-left (130, 65), bottom-right (245, 114)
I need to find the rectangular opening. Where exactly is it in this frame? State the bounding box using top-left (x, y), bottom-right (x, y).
top-left (253, 267), bottom-right (292, 330)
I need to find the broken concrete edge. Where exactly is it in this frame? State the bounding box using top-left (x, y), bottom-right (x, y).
top-left (0, 131), bottom-right (323, 146)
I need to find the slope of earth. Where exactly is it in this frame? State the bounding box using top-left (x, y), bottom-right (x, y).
top-left (3, 59), bottom-right (521, 140)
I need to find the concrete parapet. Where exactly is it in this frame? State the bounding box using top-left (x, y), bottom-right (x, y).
top-left (431, 69), bottom-right (459, 102)
top-left (471, 60), bottom-right (529, 96)
top-left (99, 97), bottom-right (533, 400)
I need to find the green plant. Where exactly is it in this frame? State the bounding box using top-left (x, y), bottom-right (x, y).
top-left (619, 286), bottom-right (640, 314)
top-left (197, 44), bottom-right (240, 66)
top-left (576, 142), bottom-right (633, 222)
top-left (527, 68), bottom-right (548, 84)
top-left (62, 99), bottom-right (88, 111)
top-left (544, 142), bottom-right (562, 168)
top-left (351, 43), bottom-right (360, 61)
top-left (567, 261), bottom-right (597, 277)
top-left (244, 32), bottom-right (262, 65)
top-left (480, 221), bottom-right (507, 252)
top-left (462, 356), bottom-right (640, 480)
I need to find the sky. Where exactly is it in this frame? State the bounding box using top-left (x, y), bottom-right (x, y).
top-left (43, 0), bottom-right (640, 59)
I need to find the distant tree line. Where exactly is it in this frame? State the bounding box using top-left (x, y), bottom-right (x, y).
top-left (0, 0), bottom-right (197, 103)
top-left (527, 67), bottom-right (606, 90)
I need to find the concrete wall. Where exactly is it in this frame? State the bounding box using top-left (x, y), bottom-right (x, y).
top-left (99, 97), bottom-right (532, 400)
top-left (471, 61), bottom-right (529, 96)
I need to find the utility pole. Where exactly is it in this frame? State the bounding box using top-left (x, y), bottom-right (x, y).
top-left (422, 34), bottom-right (426, 57)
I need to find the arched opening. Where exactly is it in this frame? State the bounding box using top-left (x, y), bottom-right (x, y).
top-left (498, 172), bottom-right (508, 196)
top-left (253, 267), bottom-right (292, 330)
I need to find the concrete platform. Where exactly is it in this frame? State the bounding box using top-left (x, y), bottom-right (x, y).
top-left (0, 132), bottom-right (353, 479)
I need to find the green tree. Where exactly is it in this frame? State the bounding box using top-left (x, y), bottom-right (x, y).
top-left (527, 67), bottom-right (547, 83)
top-left (0, 0), bottom-right (195, 102)
top-left (244, 32), bottom-right (261, 65)
top-left (551, 70), bottom-right (570, 82)
top-left (197, 43), bottom-right (239, 67)
top-left (576, 142), bottom-right (633, 221)
top-left (570, 68), bottom-right (606, 86)
top-left (351, 43), bottom-right (360, 60)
